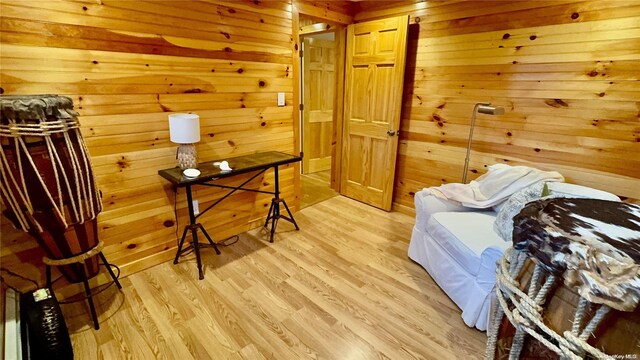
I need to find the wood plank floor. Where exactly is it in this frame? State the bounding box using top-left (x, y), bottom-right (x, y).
top-left (301, 170), bottom-right (338, 209)
top-left (65, 195), bottom-right (486, 359)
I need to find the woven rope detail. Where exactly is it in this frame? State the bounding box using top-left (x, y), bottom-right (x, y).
top-left (43, 241), bottom-right (104, 266)
top-left (0, 119), bottom-right (80, 137)
top-left (485, 248), bottom-right (617, 360)
top-left (0, 119), bottom-right (101, 232)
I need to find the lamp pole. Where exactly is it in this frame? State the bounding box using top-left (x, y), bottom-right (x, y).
top-left (462, 102), bottom-right (489, 184)
top-left (462, 102), bottom-right (504, 183)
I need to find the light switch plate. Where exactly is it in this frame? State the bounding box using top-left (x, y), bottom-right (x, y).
top-left (277, 92), bottom-right (285, 106)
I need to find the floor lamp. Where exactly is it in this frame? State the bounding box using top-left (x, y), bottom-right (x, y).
top-left (462, 103), bottom-right (505, 183)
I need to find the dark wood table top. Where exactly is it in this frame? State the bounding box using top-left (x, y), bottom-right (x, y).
top-left (158, 151), bottom-right (301, 186)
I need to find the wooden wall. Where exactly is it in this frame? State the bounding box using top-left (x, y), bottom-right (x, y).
top-left (0, 0), bottom-right (296, 285)
top-left (2, 0), bottom-right (639, 287)
top-left (296, 1), bottom-right (354, 25)
top-left (354, 1), bottom-right (640, 212)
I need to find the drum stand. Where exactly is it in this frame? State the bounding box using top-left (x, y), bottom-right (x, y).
top-left (44, 241), bottom-right (121, 330)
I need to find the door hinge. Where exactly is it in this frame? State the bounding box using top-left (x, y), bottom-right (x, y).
top-left (299, 103), bottom-right (304, 111)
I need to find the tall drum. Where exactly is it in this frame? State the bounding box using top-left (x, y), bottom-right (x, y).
top-left (0, 95), bottom-right (102, 283)
top-left (486, 198), bottom-right (640, 359)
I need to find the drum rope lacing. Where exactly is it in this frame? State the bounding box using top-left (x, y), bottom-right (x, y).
top-left (0, 115), bottom-right (101, 232)
top-left (485, 247), bottom-right (614, 360)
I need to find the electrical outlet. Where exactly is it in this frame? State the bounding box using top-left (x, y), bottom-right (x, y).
top-left (277, 92), bottom-right (285, 106)
top-left (193, 199), bottom-right (199, 215)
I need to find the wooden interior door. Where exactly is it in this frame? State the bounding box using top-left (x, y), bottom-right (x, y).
top-left (340, 16), bottom-right (409, 211)
top-left (303, 37), bottom-right (335, 174)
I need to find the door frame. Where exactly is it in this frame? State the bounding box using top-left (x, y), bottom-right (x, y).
top-left (300, 35), bottom-right (336, 175)
top-left (293, 7), bottom-right (347, 193)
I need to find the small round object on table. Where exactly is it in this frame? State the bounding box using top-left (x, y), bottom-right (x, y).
top-left (182, 168), bottom-right (201, 178)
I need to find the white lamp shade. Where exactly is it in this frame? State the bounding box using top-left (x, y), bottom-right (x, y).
top-left (169, 113), bottom-right (200, 144)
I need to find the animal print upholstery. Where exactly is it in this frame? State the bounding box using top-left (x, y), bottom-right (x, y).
top-left (512, 198), bottom-right (640, 311)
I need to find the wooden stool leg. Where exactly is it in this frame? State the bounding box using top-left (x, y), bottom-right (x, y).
top-left (80, 264), bottom-right (100, 330)
top-left (98, 252), bottom-right (122, 290)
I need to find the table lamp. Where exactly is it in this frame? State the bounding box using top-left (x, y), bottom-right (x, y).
top-left (169, 113), bottom-right (200, 169)
top-left (462, 103), bottom-right (505, 183)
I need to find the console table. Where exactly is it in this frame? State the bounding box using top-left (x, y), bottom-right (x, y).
top-left (158, 151), bottom-right (302, 280)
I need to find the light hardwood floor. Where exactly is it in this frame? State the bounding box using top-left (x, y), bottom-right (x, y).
top-left (300, 170), bottom-right (338, 209)
top-left (65, 196), bottom-right (486, 359)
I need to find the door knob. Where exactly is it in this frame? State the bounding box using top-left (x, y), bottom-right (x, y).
top-left (387, 130), bottom-right (396, 136)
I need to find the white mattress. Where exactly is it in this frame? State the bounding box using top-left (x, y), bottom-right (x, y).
top-left (426, 212), bottom-right (509, 275)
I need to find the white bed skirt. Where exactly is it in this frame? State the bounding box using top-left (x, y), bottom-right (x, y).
top-left (408, 226), bottom-right (494, 331)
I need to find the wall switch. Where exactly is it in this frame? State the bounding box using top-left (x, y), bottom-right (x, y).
top-left (277, 92), bottom-right (285, 106)
top-left (192, 200), bottom-right (199, 215)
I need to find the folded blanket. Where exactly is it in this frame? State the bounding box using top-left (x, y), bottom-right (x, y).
top-left (429, 164), bottom-right (564, 209)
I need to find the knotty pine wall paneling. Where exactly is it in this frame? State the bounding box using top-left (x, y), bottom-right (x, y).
top-left (354, 0), bottom-right (640, 213)
top-left (0, 0), bottom-right (297, 285)
top-left (296, 1), bottom-right (355, 25)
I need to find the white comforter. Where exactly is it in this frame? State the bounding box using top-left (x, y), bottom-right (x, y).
top-left (429, 164), bottom-right (564, 208)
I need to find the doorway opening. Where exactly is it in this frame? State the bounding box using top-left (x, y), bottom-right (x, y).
top-left (299, 26), bottom-right (340, 209)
